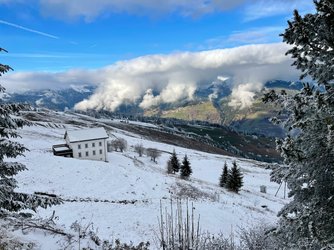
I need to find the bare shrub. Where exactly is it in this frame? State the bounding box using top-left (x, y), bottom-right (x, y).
top-left (172, 182), bottom-right (217, 201)
top-left (156, 198), bottom-right (239, 250)
top-left (62, 220), bottom-right (150, 249)
top-left (146, 148), bottom-right (161, 163)
top-left (199, 233), bottom-right (239, 250)
top-left (107, 141), bottom-right (113, 152)
top-left (134, 143), bottom-right (145, 157)
top-left (238, 224), bottom-right (278, 250)
top-left (157, 198), bottom-right (201, 250)
top-left (118, 138), bottom-right (128, 152)
top-left (0, 227), bottom-right (35, 250)
top-left (11, 211), bottom-right (149, 249)
top-left (109, 140), bottom-right (118, 151)
top-left (110, 138), bottom-right (128, 152)
top-left (102, 239), bottom-right (150, 250)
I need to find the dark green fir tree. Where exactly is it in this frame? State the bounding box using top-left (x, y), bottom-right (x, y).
top-left (226, 161), bottom-right (243, 193)
top-left (166, 159), bottom-right (173, 174)
top-left (219, 162), bottom-right (228, 188)
top-left (169, 149), bottom-right (180, 174)
top-left (180, 155), bottom-right (192, 179)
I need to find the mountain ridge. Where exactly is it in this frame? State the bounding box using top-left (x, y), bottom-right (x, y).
top-left (3, 80), bottom-right (302, 137)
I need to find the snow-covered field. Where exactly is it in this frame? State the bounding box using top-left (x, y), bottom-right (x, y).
top-left (11, 112), bottom-right (287, 249)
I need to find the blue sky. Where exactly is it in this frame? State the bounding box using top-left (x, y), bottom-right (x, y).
top-left (1, 0), bottom-right (314, 72)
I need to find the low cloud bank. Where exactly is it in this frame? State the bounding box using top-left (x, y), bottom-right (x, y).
top-left (3, 43), bottom-right (299, 110)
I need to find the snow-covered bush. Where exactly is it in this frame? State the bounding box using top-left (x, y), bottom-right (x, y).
top-left (238, 224), bottom-right (278, 250)
top-left (0, 226), bottom-right (36, 250)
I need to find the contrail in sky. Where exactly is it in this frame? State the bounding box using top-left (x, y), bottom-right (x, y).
top-left (0, 19), bottom-right (59, 39)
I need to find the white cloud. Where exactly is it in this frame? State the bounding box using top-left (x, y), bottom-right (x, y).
top-left (139, 89), bottom-right (159, 109)
top-left (0, 0), bottom-right (315, 21)
top-left (228, 82), bottom-right (262, 109)
top-left (38, 0), bottom-right (246, 21)
top-left (3, 43), bottom-right (299, 110)
top-left (243, 0), bottom-right (315, 21)
top-left (138, 83), bottom-right (196, 110)
top-left (198, 26), bottom-right (285, 50)
top-left (2, 69), bottom-right (102, 92)
top-left (227, 26), bottom-right (285, 44)
top-left (38, 0), bottom-right (315, 21)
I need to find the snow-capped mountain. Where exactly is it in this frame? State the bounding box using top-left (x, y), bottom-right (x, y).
top-left (2, 80), bottom-right (302, 137)
top-left (2, 85), bottom-right (96, 111)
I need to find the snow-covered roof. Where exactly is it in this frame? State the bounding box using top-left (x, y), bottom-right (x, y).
top-left (65, 127), bottom-right (108, 143)
top-left (53, 146), bottom-right (71, 152)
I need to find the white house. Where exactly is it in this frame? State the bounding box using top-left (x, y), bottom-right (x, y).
top-left (53, 127), bottom-right (109, 161)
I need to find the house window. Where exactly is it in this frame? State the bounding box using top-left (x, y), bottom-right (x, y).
top-left (99, 149), bottom-right (103, 154)
top-left (85, 143), bottom-right (88, 148)
top-left (99, 142), bottom-right (102, 147)
top-left (93, 150), bottom-right (96, 155)
top-left (92, 142), bottom-right (95, 147)
top-left (78, 152), bottom-right (82, 157)
top-left (86, 151), bottom-right (89, 157)
top-left (78, 144), bottom-right (81, 149)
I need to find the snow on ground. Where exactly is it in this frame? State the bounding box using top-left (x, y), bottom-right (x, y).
top-left (11, 114), bottom-right (287, 249)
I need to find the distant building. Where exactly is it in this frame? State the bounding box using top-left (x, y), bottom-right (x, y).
top-left (53, 127), bottom-right (109, 161)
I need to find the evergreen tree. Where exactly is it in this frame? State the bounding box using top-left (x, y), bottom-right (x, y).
top-left (263, 1), bottom-right (334, 248)
top-left (169, 149), bottom-right (180, 174)
top-left (226, 161), bottom-right (243, 193)
top-left (0, 48), bottom-right (61, 214)
top-left (180, 155), bottom-right (192, 179)
top-left (166, 159), bottom-right (173, 174)
top-left (219, 162), bottom-right (228, 188)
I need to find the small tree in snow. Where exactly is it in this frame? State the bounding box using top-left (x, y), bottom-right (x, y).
top-left (110, 138), bottom-right (127, 152)
top-left (146, 148), bottom-right (161, 163)
top-left (180, 155), bottom-right (192, 179)
top-left (134, 143), bottom-right (144, 157)
top-left (0, 48), bottom-right (61, 214)
top-left (226, 161), bottom-right (243, 193)
top-left (169, 149), bottom-right (180, 174)
top-left (110, 140), bottom-right (118, 151)
top-left (219, 162), bottom-right (228, 188)
top-left (118, 138), bottom-right (127, 152)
